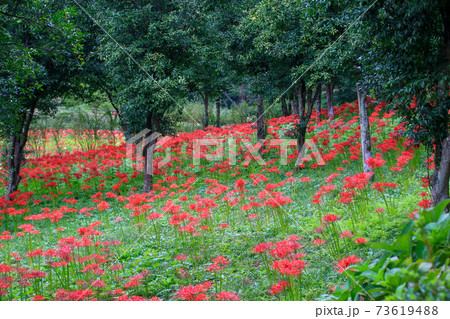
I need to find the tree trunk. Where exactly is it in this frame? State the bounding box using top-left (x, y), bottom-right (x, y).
top-left (203, 92), bottom-right (209, 128)
top-left (142, 114), bottom-right (159, 193)
top-left (257, 95), bottom-right (265, 140)
top-left (215, 99), bottom-right (221, 127)
top-left (432, 136), bottom-right (450, 205)
top-left (290, 100), bottom-right (298, 115)
top-left (287, 98), bottom-right (292, 115)
top-left (315, 86), bottom-right (322, 121)
top-left (325, 83), bottom-right (335, 119)
top-left (297, 81), bottom-right (306, 118)
top-left (357, 87), bottom-right (372, 174)
top-left (297, 85), bottom-right (321, 154)
top-left (6, 101), bottom-right (36, 200)
top-left (281, 97), bottom-right (289, 116)
top-left (106, 89), bottom-right (128, 133)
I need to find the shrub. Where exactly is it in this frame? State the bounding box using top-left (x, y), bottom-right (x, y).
top-left (332, 200), bottom-right (450, 301)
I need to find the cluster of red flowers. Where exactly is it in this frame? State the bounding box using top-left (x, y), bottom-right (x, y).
top-left (268, 280), bottom-right (290, 295)
top-left (206, 255), bottom-right (230, 272)
top-left (334, 255), bottom-right (361, 273)
top-left (175, 281), bottom-right (213, 301)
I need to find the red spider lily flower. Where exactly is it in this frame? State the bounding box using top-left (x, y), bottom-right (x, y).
top-left (325, 173), bottom-right (340, 183)
top-left (365, 154), bottom-right (386, 169)
top-left (18, 224), bottom-right (39, 234)
top-left (340, 231), bottom-right (353, 238)
top-left (212, 255), bottom-right (230, 265)
top-left (253, 242), bottom-right (273, 254)
top-left (124, 274), bottom-right (143, 288)
top-left (92, 279), bottom-right (106, 288)
top-left (175, 254), bottom-right (187, 260)
top-left (375, 208), bottom-right (385, 214)
top-left (0, 264), bottom-right (14, 273)
top-left (117, 295), bottom-right (147, 301)
top-left (313, 238), bottom-right (326, 246)
top-left (97, 201), bottom-right (110, 211)
top-left (175, 281), bottom-right (212, 301)
top-left (372, 182), bottom-right (398, 192)
top-left (147, 213), bottom-right (163, 220)
top-left (26, 249), bottom-right (44, 258)
top-left (322, 214), bottom-right (339, 223)
top-left (354, 237), bottom-right (368, 245)
top-left (33, 295), bottom-right (44, 301)
top-left (418, 199), bottom-right (431, 209)
top-left (55, 289), bottom-right (94, 301)
top-left (339, 191), bottom-right (356, 204)
top-left (269, 240), bottom-right (301, 258)
top-left (234, 179), bottom-right (246, 190)
top-left (299, 177), bottom-right (311, 182)
top-left (110, 289), bottom-right (124, 296)
top-left (215, 291), bottom-right (241, 301)
top-left (271, 259), bottom-right (306, 277)
top-left (264, 195), bottom-right (293, 207)
top-left (110, 264), bottom-right (123, 271)
top-left (63, 197), bottom-right (78, 205)
top-left (268, 281), bottom-right (291, 295)
top-left (343, 172), bottom-right (372, 190)
top-left (205, 263), bottom-right (223, 272)
top-left (334, 255), bottom-right (361, 273)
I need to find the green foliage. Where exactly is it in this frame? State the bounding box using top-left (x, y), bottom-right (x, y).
top-left (0, 0), bottom-right (85, 138)
top-left (90, 0), bottom-right (191, 135)
top-left (332, 200), bottom-right (450, 301)
top-left (353, 0), bottom-right (450, 160)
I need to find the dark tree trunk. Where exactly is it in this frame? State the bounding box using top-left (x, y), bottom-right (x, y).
top-left (215, 99), bottom-right (221, 127)
top-left (297, 81), bottom-right (306, 117)
top-left (432, 136), bottom-right (450, 206)
top-left (203, 92), bottom-right (209, 128)
top-left (281, 96), bottom-right (289, 116)
top-left (257, 95), bottom-right (265, 140)
top-left (6, 101), bottom-right (36, 200)
top-left (357, 87), bottom-right (372, 174)
top-left (315, 85), bottom-right (322, 121)
top-left (297, 85), bottom-right (320, 154)
top-left (325, 83), bottom-right (335, 119)
top-left (290, 99), bottom-right (298, 115)
top-left (142, 114), bottom-right (159, 193)
top-left (287, 98), bottom-right (292, 115)
top-left (106, 89), bottom-right (128, 133)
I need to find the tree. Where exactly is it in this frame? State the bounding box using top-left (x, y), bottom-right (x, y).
top-left (0, 0), bottom-right (84, 200)
top-left (178, 0), bottom-right (236, 129)
top-left (92, 0), bottom-right (189, 192)
top-left (245, 0), bottom-right (345, 153)
top-left (353, 0), bottom-right (450, 205)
